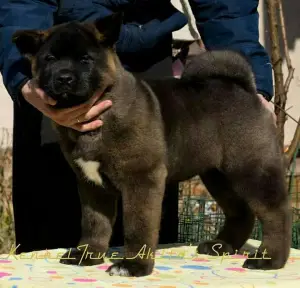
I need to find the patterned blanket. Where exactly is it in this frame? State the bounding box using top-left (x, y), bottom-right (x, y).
top-left (1, 239), bottom-right (300, 287)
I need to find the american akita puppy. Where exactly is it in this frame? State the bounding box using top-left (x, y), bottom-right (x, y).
top-left (12, 13), bottom-right (291, 277)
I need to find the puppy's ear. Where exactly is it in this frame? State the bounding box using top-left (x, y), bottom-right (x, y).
top-left (12, 30), bottom-right (45, 58)
top-left (94, 12), bottom-right (123, 46)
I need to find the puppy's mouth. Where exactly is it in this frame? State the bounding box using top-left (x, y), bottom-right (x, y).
top-left (43, 88), bottom-right (90, 109)
top-left (55, 93), bottom-right (89, 108)
top-left (44, 88), bottom-right (69, 101)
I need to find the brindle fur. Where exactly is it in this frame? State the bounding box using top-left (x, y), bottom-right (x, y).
top-left (12, 13), bottom-right (291, 277)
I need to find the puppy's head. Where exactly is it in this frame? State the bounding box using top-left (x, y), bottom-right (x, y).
top-left (12, 13), bottom-right (122, 108)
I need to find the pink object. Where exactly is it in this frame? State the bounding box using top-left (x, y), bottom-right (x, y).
top-left (0, 272), bottom-right (11, 278)
top-left (172, 59), bottom-right (184, 78)
top-left (225, 267), bottom-right (246, 272)
top-left (73, 278), bottom-right (97, 282)
top-left (230, 255), bottom-right (247, 259)
top-left (97, 264), bottom-right (110, 270)
top-left (0, 260), bottom-right (11, 263)
top-left (192, 258), bottom-right (209, 262)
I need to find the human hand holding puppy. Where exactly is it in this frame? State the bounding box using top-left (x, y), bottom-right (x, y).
top-left (21, 79), bottom-right (112, 132)
top-left (257, 93), bottom-right (276, 125)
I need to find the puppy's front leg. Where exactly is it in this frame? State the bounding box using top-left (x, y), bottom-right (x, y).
top-left (106, 164), bottom-right (167, 277)
top-left (60, 179), bottom-right (118, 266)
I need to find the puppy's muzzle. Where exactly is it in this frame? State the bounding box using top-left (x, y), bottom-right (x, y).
top-left (54, 70), bottom-right (77, 93)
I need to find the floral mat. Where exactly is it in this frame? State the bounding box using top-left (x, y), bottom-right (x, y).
top-left (1, 239), bottom-right (300, 287)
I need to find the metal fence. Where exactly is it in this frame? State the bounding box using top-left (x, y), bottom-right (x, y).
top-left (178, 170), bottom-right (300, 249)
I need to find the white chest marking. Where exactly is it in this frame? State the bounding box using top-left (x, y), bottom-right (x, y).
top-left (74, 158), bottom-right (103, 186)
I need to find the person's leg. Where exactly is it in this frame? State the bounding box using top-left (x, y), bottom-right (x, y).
top-left (12, 101), bottom-right (81, 253)
top-left (12, 57), bottom-right (179, 252)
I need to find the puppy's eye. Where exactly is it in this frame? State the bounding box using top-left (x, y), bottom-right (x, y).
top-left (80, 55), bottom-right (92, 63)
top-left (45, 54), bottom-right (56, 61)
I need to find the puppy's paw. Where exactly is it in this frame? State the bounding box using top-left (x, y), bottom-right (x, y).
top-left (197, 240), bottom-right (234, 256)
top-left (59, 247), bottom-right (105, 266)
top-left (106, 260), bottom-right (153, 277)
top-left (243, 252), bottom-right (286, 270)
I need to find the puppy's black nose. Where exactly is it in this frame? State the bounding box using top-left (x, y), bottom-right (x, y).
top-left (56, 72), bottom-right (75, 85)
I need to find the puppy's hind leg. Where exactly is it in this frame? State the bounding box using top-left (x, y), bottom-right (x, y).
top-left (60, 179), bottom-right (118, 266)
top-left (197, 169), bottom-right (255, 256)
top-left (229, 160), bottom-right (291, 270)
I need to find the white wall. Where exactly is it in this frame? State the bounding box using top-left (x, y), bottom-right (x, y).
top-left (277, 0), bottom-right (300, 146)
top-left (0, 75), bottom-right (13, 146)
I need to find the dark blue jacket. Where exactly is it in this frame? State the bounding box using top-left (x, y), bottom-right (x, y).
top-left (0, 0), bottom-right (273, 102)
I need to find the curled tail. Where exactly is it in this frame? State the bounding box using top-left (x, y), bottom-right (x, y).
top-left (181, 50), bottom-right (256, 94)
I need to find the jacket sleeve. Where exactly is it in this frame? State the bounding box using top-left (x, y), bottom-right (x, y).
top-left (0, 0), bottom-right (58, 102)
top-left (188, 0), bottom-right (273, 100)
top-left (0, 0), bottom-right (187, 101)
top-left (58, 1), bottom-right (187, 59)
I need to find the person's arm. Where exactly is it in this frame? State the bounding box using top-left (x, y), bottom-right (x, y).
top-left (0, 0), bottom-right (187, 102)
top-left (188, 0), bottom-right (273, 101)
top-left (0, 0), bottom-right (58, 102)
top-left (57, 1), bottom-right (187, 56)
